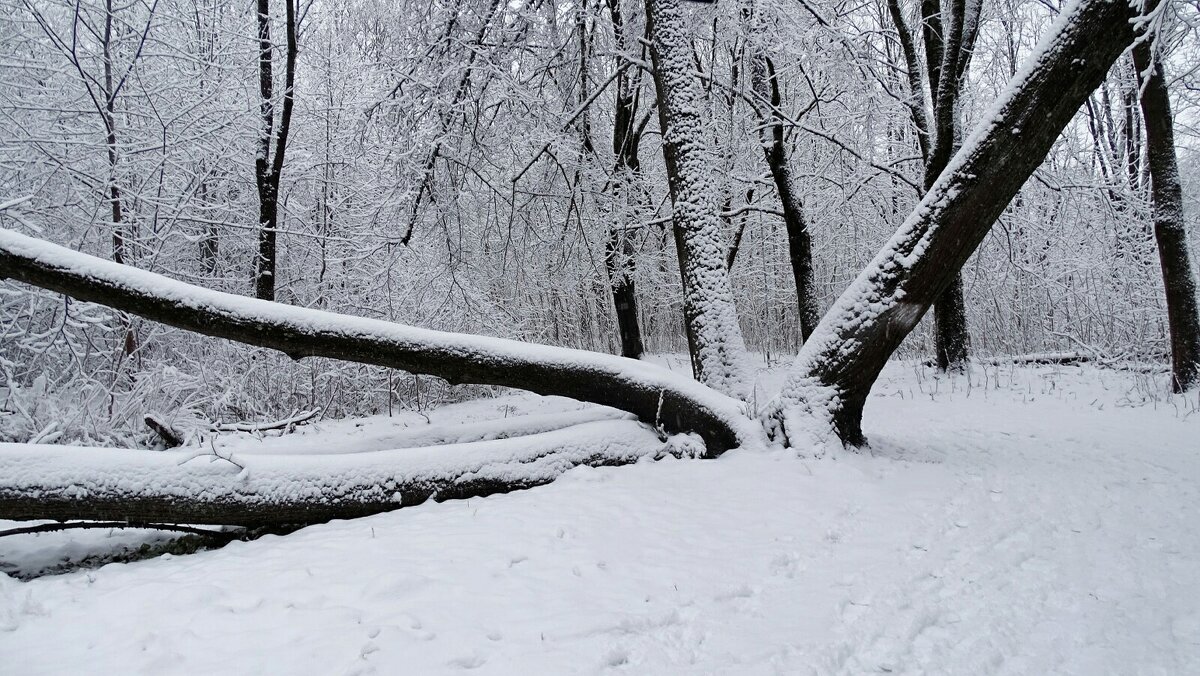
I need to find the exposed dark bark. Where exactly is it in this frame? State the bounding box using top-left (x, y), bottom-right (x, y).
top-left (144, 414), bottom-right (183, 448)
top-left (0, 521), bottom-right (241, 541)
top-left (253, 0), bottom-right (297, 301)
top-left (769, 0), bottom-right (1161, 445)
top-left (917, 0), bottom-right (977, 371)
top-left (749, 51), bottom-right (819, 341)
top-left (0, 229), bottom-right (750, 454)
top-left (603, 0), bottom-right (646, 359)
top-left (885, 0), bottom-right (930, 162)
top-left (1132, 40), bottom-right (1200, 392)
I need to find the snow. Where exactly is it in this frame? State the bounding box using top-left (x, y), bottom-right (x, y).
top-left (3, 361), bottom-right (1198, 674)
top-left (0, 417), bottom-right (681, 515)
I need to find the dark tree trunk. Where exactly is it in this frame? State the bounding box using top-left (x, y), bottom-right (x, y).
top-left (606, 233), bottom-right (646, 358)
top-left (1132, 40), bottom-right (1200, 392)
top-left (767, 0), bottom-right (1162, 445)
top-left (928, 0), bottom-right (977, 371)
top-left (747, 33), bottom-right (819, 341)
top-left (253, 0), bottom-right (296, 301)
top-left (603, 0), bottom-right (646, 359)
top-left (886, 0), bottom-right (929, 162)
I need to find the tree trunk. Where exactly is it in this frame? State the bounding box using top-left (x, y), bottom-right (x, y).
top-left (0, 228), bottom-right (755, 454)
top-left (253, 0), bottom-right (296, 301)
top-left (765, 0), bottom-right (1161, 446)
top-left (1132, 40), bottom-right (1200, 392)
top-left (924, 0), bottom-right (979, 371)
top-left (748, 49), bottom-right (820, 342)
top-left (645, 0), bottom-right (753, 400)
top-left (604, 0), bottom-right (646, 360)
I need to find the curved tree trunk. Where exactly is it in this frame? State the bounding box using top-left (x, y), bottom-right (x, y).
top-left (0, 228), bottom-right (756, 455)
top-left (1132, 39), bottom-right (1200, 392)
top-left (765, 0), bottom-right (1161, 446)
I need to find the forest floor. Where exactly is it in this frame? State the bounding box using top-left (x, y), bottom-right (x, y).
top-left (2, 358), bottom-right (1198, 674)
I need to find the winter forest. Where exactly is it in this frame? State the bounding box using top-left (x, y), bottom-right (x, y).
top-left (1, 0), bottom-right (1199, 671)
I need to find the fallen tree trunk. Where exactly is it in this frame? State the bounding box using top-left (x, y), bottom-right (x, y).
top-left (0, 420), bottom-right (695, 526)
top-left (767, 0), bottom-right (1163, 446)
top-left (0, 228), bottom-right (759, 455)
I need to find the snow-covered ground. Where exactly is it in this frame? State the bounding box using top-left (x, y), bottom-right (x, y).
top-left (2, 360), bottom-right (1198, 674)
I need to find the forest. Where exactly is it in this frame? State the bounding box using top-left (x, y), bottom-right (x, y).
top-left (1, 0), bottom-right (1199, 672)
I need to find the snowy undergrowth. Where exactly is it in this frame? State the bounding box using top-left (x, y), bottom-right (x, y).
top-left (1, 360), bottom-right (1198, 674)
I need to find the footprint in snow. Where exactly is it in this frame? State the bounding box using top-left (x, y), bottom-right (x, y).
top-left (447, 653), bottom-right (487, 669)
top-left (603, 647), bottom-right (631, 668)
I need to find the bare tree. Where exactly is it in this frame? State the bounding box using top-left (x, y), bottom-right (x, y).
top-left (765, 0), bottom-right (1161, 445)
top-left (252, 0), bottom-right (297, 301)
top-left (1132, 34), bottom-right (1200, 391)
top-left (745, 3), bottom-right (819, 342)
top-left (603, 0), bottom-right (650, 359)
top-left (887, 0), bottom-right (980, 370)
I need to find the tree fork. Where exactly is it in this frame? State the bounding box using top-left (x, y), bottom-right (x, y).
top-left (767, 0), bottom-right (1163, 445)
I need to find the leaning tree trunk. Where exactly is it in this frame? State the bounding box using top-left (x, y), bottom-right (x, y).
top-left (645, 0), bottom-right (753, 400)
top-left (765, 0), bottom-right (1162, 446)
top-left (0, 228), bottom-right (758, 454)
top-left (1132, 39), bottom-right (1200, 392)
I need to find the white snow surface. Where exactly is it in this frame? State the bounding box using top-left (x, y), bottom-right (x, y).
top-left (2, 361), bottom-right (1199, 674)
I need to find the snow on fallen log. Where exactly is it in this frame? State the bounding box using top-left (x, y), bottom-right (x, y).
top-left (229, 407), bottom-right (634, 456)
top-left (0, 420), bottom-right (697, 527)
top-left (0, 227), bottom-right (759, 454)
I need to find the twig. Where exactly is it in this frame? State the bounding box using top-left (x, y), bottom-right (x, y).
top-left (214, 408), bottom-right (320, 433)
top-left (0, 521), bottom-right (243, 541)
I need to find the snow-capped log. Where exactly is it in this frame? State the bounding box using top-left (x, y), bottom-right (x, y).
top-left (0, 228), bottom-right (760, 457)
top-left (766, 0), bottom-right (1164, 446)
top-left (0, 420), bottom-right (697, 527)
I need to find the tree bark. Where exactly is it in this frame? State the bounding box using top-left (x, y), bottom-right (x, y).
top-left (253, 0), bottom-right (297, 301)
top-left (924, 0), bottom-right (979, 371)
top-left (0, 228), bottom-right (755, 454)
top-left (604, 0), bottom-right (647, 359)
top-left (765, 0), bottom-right (1162, 446)
top-left (749, 50), bottom-right (820, 342)
top-left (645, 0), bottom-right (753, 400)
top-left (1132, 40), bottom-right (1200, 392)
